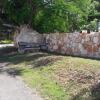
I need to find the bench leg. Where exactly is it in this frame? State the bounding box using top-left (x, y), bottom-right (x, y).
top-left (18, 49), bottom-right (25, 54)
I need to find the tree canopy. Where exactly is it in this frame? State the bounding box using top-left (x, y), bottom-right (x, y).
top-left (0, 0), bottom-right (99, 33)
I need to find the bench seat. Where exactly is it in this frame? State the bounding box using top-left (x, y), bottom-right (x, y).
top-left (18, 42), bottom-right (48, 53)
top-left (18, 42), bottom-right (40, 53)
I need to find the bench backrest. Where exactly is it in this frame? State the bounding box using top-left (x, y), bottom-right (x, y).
top-left (18, 42), bottom-right (48, 50)
top-left (18, 42), bottom-right (40, 48)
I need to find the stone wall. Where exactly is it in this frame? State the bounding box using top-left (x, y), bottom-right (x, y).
top-left (14, 25), bottom-right (43, 47)
top-left (14, 26), bottom-right (100, 58)
top-left (44, 32), bottom-right (100, 58)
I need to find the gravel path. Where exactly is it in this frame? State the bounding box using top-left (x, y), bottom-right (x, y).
top-left (0, 73), bottom-right (42, 100)
top-left (0, 44), bottom-right (43, 100)
top-left (0, 62), bottom-right (43, 100)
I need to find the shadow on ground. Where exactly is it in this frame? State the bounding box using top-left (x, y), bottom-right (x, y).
top-left (0, 67), bottom-right (24, 77)
top-left (0, 47), bottom-right (63, 68)
top-left (0, 46), bottom-right (17, 56)
top-left (71, 82), bottom-right (100, 100)
top-left (0, 46), bottom-right (63, 77)
top-left (0, 61), bottom-right (24, 77)
top-left (0, 52), bottom-right (58, 66)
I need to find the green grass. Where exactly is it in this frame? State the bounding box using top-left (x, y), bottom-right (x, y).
top-left (20, 68), bottom-right (69, 100)
top-left (0, 40), bottom-right (13, 44)
top-left (0, 52), bottom-right (100, 100)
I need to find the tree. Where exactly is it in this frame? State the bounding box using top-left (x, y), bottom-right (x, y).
top-left (3, 0), bottom-right (98, 33)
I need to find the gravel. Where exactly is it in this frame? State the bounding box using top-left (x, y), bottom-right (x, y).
top-left (0, 43), bottom-right (43, 100)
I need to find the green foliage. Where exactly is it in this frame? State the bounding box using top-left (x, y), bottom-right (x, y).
top-left (0, 39), bottom-right (13, 44)
top-left (3, 0), bottom-right (99, 33)
top-left (32, 2), bottom-right (69, 33)
top-left (5, 0), bottom-right (31, 24)
top-left (81, 19), bottom-right (97, 31)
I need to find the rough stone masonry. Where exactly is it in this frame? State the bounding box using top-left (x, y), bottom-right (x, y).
top-left (44, 32), bottom-right (100, 58)
top-left (14, 26), bottom-right (100, 58)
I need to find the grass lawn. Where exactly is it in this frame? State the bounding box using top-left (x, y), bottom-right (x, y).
top-left (0, 40), bottom-right (13, 44)
top-left (0, 50), bottom-right (100, 100)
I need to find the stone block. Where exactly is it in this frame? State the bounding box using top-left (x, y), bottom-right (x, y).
top-left (93, 37), bottom-right (98, 44)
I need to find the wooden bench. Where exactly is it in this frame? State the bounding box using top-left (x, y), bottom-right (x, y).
top-left (40, 43), bottom-right (48, 51)
top-left (18, 42), bottom-right (40, 53)
top-left (18, 42), bottom-right (48, 53)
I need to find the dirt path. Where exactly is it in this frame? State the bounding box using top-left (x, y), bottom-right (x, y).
top-left (0, 62), bottom-right (43, 100)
